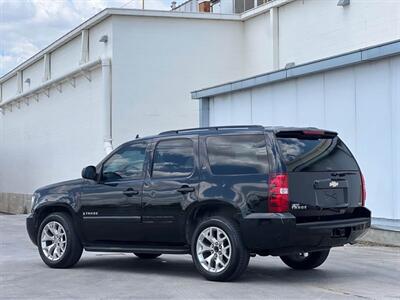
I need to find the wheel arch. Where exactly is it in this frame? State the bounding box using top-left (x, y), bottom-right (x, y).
top-left (35, 203), bottom-right (82, 244)
top-left (184, 200), bottom-right (243, 245)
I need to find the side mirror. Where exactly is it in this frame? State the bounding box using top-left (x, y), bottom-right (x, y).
top-left (81, 165), bottom-right (97, 180)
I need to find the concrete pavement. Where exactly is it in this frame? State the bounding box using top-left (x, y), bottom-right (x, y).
top-left (0, 214), bottom-right (399, 299)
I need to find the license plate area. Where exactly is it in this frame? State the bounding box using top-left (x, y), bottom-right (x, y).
top-left (314, 178), bottom-right (348, 208)
top-left (315, 189), bottom-right (348, 208)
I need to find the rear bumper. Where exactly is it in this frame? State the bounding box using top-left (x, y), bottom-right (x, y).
top-left (240, 208), bottom-right (371, 255)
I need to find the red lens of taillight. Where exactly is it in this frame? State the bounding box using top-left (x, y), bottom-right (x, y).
top-left (268, 173), bottom-right (289, 213)
top-left (361, 173), bottom-right (366, 207)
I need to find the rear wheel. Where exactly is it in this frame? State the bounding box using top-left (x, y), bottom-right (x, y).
top-left (134, 253), bottom-right (161, 259)
top-left (38, 212), bottom-right (83, 268)
top-left (191, 216), bottom-right (249, 282)
top-left (280, 250), bottom-right (330, 270)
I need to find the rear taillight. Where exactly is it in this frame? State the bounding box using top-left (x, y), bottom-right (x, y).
top-left (361, 173), bottom-right (366, 207)
top-left (268, 173), bottom-right (289, 213)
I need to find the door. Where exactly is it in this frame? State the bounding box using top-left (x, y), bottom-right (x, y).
top-left (80, 142), bottom-right (148, 243)
top-left (142, 137), bottom-right (199, 243)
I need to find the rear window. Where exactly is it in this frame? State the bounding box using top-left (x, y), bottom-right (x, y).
top-left (276, 136), bottom-right (358, 172)
top-left (206, 134), bottom-right (268, 175)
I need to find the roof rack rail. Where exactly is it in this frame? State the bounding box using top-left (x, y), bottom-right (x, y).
top-left (159, 125), bottom-right (264, 135)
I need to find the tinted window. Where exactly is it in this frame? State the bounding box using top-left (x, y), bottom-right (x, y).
top-left (206, 135), bottom-right (268, 175)
top-left (277, 137), bottom-right (359, 172)
top-left (102, 143), bottom-right (147, 181)
top-left (152, 139), bottom-right (194, 178)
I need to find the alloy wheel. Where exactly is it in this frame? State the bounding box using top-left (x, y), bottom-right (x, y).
top-left (41, 221), bottom-right (67, 261)
top-left (196, 226), bottom-right (231, 273)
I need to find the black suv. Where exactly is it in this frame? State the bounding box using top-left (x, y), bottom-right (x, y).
top-left (27, 126), bottom-right (370, 281)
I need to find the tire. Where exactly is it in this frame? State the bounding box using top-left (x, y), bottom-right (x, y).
top-left (280, 250), bottom-right (330, 270)
top-left (37, 212), bottom-right (83, 268)
top-left (191, 216), bottom-right (250, 282)
top-left (134, 253), bottom-right (162, 259)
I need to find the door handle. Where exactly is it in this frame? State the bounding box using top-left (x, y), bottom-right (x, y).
top-left (123, 188), bottom-right (139, 197)
top-left (177, 185), bottom-right (195, 194)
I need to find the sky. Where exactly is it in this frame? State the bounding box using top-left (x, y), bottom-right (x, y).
top-left (0, 0), bottom-right (174, 76)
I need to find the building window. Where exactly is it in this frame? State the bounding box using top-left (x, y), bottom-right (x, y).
top-left (234, 0), bottom-right (254, 13)
top-left (235, 0), bottom-right (273, 13)
top-left (234, 0), bottom-right (245, 13)
top-left (244, 0), bottom-right (254, 11)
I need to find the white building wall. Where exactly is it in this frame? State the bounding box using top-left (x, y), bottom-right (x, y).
top-left (278, 0), bottom-right (400, 69)
top-left (0, 70), bottom-right (104, 194)
top-left (21, 60), bottom-right (44, 93)
top-left (1, 75), bottom-right (17, 101)
top-left (240, 0), bottom-right (400, 77)
top-left (243, 12), bottom-right (273, 76)
top-left (51, 36), bottom-right (82, 78)
top-left (111, 15), bottom-right (244, 145)
top-left (0, 18), bottom-right (114, 194)
top-left (89, 17), bottom-right (113, 61)
top-left (208, 55), bottom-right (400, 222)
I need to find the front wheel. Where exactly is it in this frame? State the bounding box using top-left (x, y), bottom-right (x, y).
top-left (38, 212), bottom-right (83, 268)
top-left (280, 250), bottom-right (330, 270)
top-left (191, 216), bottom-right (249, 282)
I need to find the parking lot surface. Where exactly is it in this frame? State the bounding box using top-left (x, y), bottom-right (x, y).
top-left (0, 214), bottom-right (399, 299)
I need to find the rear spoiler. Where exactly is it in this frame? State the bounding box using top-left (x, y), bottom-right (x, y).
top-left (275, 129), bottom-right (338, 139)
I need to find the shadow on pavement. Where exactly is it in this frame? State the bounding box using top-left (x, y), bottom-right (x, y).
top-left (72, 254), bottom-right (368, 284)
top-left (76, 255), bottom-right (201, 279)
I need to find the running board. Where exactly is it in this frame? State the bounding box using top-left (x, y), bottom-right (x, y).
top-left (85, 244), bottom-right (191, 254)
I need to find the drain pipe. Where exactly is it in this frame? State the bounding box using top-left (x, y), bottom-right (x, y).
top-left (101, 58), bottom-right (113, 154)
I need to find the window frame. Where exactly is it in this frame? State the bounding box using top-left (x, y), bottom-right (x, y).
top-left (150, 137), bottom-right (196, 179)
top-left (100, 141), bottom-right (149, 183)
top-left (205, 133), bottom-right (269, 177)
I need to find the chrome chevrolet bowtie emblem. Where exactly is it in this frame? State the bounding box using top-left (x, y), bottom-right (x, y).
top-left (329, 181), bottom-right (339, 188)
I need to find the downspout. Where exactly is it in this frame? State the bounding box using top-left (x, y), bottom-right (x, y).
top-left (101, 58), bottom-right (113, 154)
top-left (270, 6), bottom-right (280, 70)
